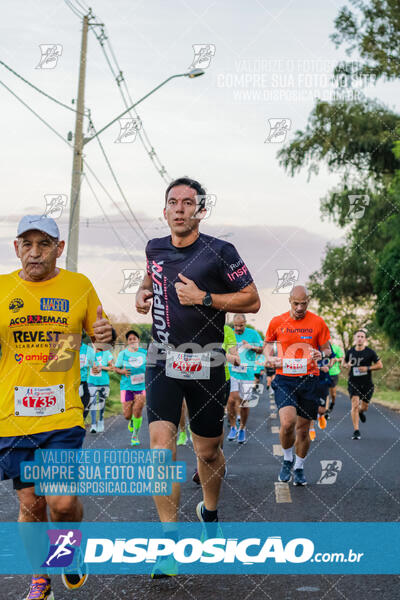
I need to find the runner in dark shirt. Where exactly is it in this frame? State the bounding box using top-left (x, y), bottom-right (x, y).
top-left (145, 232), bottom-right (253, 348)
top-left (136, 177), bottom-right (260, 576)
top-left (343, 330), bottom-right (383, 440)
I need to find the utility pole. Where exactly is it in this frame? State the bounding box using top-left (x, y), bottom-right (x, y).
top-left (66, 14), bottom-right (89, 272)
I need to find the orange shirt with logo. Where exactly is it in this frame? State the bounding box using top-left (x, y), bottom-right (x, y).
top-left (265, 310), bottom-right (330, 377)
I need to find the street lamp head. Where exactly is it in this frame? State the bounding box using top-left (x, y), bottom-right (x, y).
top-left (186, 68), bottom-right (205, 78)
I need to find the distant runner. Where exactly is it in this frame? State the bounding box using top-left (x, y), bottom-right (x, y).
top-left (342, 330), bottom-right (383, 440)
top-left (114, 329), bottom-right (147, 446)
top-left (227, 314), bottom-right (263, 444)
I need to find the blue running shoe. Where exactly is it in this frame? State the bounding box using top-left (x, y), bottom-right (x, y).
top-left (293, 468), bottom-right (307, 486)
top-left (151, 555), bottom-right (178, 579)
top-left (237, 429), bottom-right (246, 444)
top-left (227, 426), bottom-right (237, 441)
top-left (278, 460), bottom-right (294, 483)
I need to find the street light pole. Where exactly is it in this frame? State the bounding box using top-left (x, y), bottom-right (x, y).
top-left (84, 68), bottom-right (205, 145)
top-left (65, 45), bottom-right (204, 272)
top-left (66, 14), bottom-right (89, 272)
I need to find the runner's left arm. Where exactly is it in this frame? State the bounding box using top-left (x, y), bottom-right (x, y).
top-left (359, 350), bottom-right (383, 372)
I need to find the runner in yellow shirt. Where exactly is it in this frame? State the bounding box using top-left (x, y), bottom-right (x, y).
top-left (0, 216), bottom-right (114, 599)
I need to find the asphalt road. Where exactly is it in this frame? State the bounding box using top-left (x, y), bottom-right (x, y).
top-left (1, 382), bottom-right (399, 599)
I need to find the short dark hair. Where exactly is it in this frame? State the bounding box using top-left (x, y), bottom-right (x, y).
top-left (164, 177), bottom-right (206, 207)
top-left (125, 329), bottom-right (140, 340)
top-left (354, 329), bottom-right (367, 336)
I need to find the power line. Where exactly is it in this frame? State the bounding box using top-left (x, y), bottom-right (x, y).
top-left (81, 4), bottom-right (172, 182)
top-left (64, 0), bottom-right (85, 18)
top-left (72, 0), bottom-right (88, 14)
top-left (83, 172), bottom-right (142, 265)
top-left (106, 36), bottom-right (171, 180)
top-left (0, 73), bottom-right (146, 245)
top-left (0, 59), bottom-right (87, 116)
top-left (88, 117), bottom-right (148, 242)
top-left (0, 72), bottom-right (148, 257)
top-left (0, 79), bottom-right (73, 147)
top-left (83, 158), bottom-right (147, 241)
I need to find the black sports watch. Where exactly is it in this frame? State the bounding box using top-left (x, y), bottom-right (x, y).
top-left (202, 291), bottom-right (213, 307)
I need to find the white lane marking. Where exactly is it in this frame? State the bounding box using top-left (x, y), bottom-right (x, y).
top-left (275, 482), bottom-right (292, 503)
top-left (273, 444), bottom-right (283, 456)
top-left (271, 425), bottom-right (280, 433)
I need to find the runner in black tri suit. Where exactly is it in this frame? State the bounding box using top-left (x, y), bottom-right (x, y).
top-left (136, 177), bottom-right (260, 575)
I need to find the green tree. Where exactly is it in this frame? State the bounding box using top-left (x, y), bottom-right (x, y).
top-left (278, 97), bottom-right (400, 184)
top-left (332, 0), bottom-right (400, 81)
top-left (278, 1), bottom-right (400, 342)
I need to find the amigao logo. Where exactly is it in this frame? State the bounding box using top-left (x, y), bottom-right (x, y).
top-left (42, 529), bottom-right (82, 567)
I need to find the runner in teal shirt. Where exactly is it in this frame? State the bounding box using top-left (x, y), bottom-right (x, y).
top-left (114, 329), bottom-right (147, 445)
top-left (87, 348), bottom-right (113, 433)
top-left (227, 315), bottom-right (263, 445)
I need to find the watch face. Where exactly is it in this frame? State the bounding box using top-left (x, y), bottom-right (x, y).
top-left (203, 294), bottom-right (212, 307)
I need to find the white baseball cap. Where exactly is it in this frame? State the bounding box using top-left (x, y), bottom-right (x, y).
top-left (17, 215), bottom-right (60, 239)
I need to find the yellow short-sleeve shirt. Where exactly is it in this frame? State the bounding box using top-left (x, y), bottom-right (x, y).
top-left (0, 268), bottom-right (103, 436)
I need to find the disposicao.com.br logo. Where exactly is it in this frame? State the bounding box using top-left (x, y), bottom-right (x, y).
top-left (83, 535), bottom-right (363, 567)
top-left (5, 522), bottom-right (395, 575)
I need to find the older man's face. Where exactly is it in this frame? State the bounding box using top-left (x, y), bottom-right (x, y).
top-left (14, 230), bottom-right (64, 281)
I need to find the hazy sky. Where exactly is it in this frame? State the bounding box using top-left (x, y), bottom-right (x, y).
top-left (1, 0), bottom-right (399, 330)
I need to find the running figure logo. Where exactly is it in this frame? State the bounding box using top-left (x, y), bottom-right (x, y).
top-left (264, 118), bottom-right (291, 143)
top-left (348, 195), bottom-right (370, 219)
top-left (36, 45), bottom-right (63, 69)
top-left (115, 118), bottom-right (142, 143)
top-left (189, 44), bottom-right (216, 70)
top-left (317, 460), bottom-right (343, 485)
top-left (273, 269), bottom-right (299, 294)
top-left (119, 269), bottom-right (145, 294)
top-left (191, 194), bottom-right (217, 220)
top-left (41, 529), bottom-right (82, 567)
top-left (43, 194), bottom-right (67, 219)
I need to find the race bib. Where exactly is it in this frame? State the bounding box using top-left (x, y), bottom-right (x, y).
top-left (353, 367), bottom-right (367, 377)
top-left (130, 373), bottom-right (145, 385)
top-left (15, 385), bottom-right (65, 417)
top-left (165, 351), bottom-right (211, 380)
top-left (231, 364), bottom-right (247, 374)
top-left (282, 358), bottom-right (307, 375)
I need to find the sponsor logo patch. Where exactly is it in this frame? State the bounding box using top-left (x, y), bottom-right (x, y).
top-left (40, 298), bottom-right (69, 312)
top-left (9, 298), bottom-right (24, 312)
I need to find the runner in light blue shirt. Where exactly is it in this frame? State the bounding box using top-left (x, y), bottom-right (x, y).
top-left (227, 315), bottom-right (263, 444)
top-left (87, 348), bottom-right (113, 433)
top-left (114, 329), bottom-right (147, 446)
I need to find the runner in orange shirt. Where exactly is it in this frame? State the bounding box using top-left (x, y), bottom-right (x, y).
top-left (264, 285), bottom-right (331, 486)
